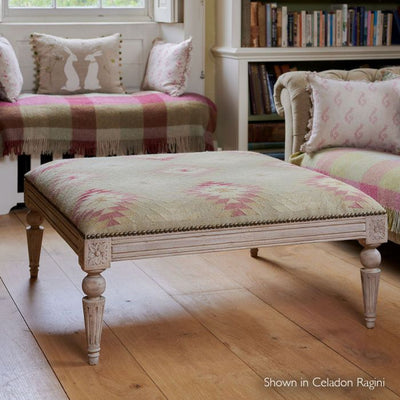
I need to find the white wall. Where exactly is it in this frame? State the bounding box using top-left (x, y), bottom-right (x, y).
top-left (0, 0), bottom-right (204, 93)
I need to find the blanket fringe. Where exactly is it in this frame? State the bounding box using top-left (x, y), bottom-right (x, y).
top-left (387, 208), bottom-right (400, 237)
top-left (3, 136), bottom-right (209, 158)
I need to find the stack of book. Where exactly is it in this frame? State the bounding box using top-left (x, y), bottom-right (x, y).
top-left (248, 121), bottom-right (285, 159)
top-left (241, 2), bottom-right (400, 47)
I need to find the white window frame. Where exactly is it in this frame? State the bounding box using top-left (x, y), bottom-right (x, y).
top-left (1, 0), bottom-right (154, 23)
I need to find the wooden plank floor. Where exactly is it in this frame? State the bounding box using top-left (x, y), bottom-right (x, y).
top-left (1, 209), bottom-right (400, 400)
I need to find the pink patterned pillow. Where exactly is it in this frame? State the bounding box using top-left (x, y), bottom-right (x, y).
top-left (301, 73), bottom-right (400, 154)
top-left (141, 37), bottom-right (192, 96)
top-left (0, 37), bottom-right (23, 102)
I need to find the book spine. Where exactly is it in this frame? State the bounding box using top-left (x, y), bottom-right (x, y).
top-left (241, 0), bottom-right (252, 47)
top-left (367, 11), bottom-right (372, 46)
top-left (258, 2), bottom-right (266, 47)
top-left (336, 9), bottom-right (342, 46)
top-left (301, 10), bottom-right (307, 47)
top-left (266, 72), bottom-right (277, 113)
top-left (348, 8), bottom-right (354, 45)
top-left (306, 13), bottom-right (313, 47)
top-left (248, 64), bottom-right (257, 115)
top-left (352, 8), bottom-right (357, 46)
top-left (313, 11), bottom-right (318, 46)
top-left (250, 1), bottom-right (259, 47)
top-left (320, 11), bottom-right (325, 47)
top-left (293, 12), bottom-right (299, 47)
top-left (288, 12), bottom-right (294, 46)
top-left (358, 7), bottom-right (365, 46)
top-left (266, 3), bottom-right (272, 47)
top-left (271, 3), bottom-right (278, 47)
top-left (363, 9), bottom-right (367, 45)
top-left (387, 12), bottom-right (393, 45)
top-left (277, 7), bottom-right (282, 47)
top-left (392, 8), bottom-right (400, 45)
top-left (342, 4), bottom-right (348, 46)
top-left (253, 63), bottom-right (265, 115)
top-left (281, 6), bottom-right (288, 47)
top-left (259, 64), bottom-right (271, 114)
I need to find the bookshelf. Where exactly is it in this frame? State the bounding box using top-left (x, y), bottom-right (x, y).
top-left (212, 0), bottom-right (400, 155)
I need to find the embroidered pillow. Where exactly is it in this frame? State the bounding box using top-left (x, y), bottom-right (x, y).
top-left (0, 37), bottom-right (23, 102)
top-left (301, 73), bottom-right (400, 155)
top-left (30, 32), bottom-right (124, 95)
top-left (141, 37), bottom-right (192, 96)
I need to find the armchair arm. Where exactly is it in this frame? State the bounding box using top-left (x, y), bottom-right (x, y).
top-left (274, 71), bottom-right (310, 161)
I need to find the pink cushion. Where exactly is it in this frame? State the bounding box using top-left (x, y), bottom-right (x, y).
top-left (141, 38), bottom-right (192, 96)
top-left (301, 73), bottom-right (400, 154)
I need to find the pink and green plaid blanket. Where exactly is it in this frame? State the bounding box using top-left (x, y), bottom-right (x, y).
top-left (0, 91), bottom-right (216, 157)
top-left (292, 148), bottom-right (400, 242)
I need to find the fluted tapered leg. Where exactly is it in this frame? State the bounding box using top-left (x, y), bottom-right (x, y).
top-left (82, 272), bottom-right (106, 365)
top-left (26, 210), bottom-right (44, 279)
top-left (359, 244), bottom-right (381, 329)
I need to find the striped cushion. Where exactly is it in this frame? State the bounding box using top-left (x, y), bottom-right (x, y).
top-left (295, 147), bottom-right (400, 239)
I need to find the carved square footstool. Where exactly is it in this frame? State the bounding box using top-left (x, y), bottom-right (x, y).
top-left (24, 151), bottom-right (387, 365)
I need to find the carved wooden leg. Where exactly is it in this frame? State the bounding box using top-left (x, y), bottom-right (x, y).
top-left (359, 243), bottom-right (381, 329)
top-left (250, 248), bottom-right (259, 258)
top-left (26, 210), bottom-right (44, 279)
top-left (82, 272), bottom-right (106, 365)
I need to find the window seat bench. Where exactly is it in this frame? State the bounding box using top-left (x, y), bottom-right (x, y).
top-left (0, 90), bottom-right (217, 214)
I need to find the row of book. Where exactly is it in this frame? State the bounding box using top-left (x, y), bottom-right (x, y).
top-left (248, 62), bottom-right (296, 115)
top-left (241, 2), bottom-right (400, 48)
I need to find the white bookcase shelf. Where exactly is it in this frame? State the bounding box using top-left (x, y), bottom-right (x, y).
top-left (212, 0), bottom-right (400, 151)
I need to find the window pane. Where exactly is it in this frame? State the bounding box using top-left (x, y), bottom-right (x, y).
top-left (9, 0), bottom-right (52, 7)
top-left (56, 0), bottom-right (98, 7)
top-left (102, 0), bottom-right (144, 7)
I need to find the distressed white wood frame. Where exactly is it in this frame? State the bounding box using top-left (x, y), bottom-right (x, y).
top-left (24, 178), bottom-right (387, 365)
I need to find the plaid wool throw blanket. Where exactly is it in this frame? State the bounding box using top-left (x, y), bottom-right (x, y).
top-left (0, 91), bottom-right (216, 157)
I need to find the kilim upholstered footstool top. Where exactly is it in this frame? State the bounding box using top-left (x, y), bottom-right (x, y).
top-left (24, 151), bottom-right (387, 365)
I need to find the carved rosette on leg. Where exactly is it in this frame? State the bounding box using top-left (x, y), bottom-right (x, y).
top-left (26, 210), bottom-right (44, 279)
top-left (82, 273), bottom-right (106, 366)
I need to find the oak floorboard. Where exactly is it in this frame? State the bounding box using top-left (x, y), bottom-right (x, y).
top-left (12, 211), bottom-right (283, 400)
top-left (135, 255), bottom-right (242, 295)
top-left (242, 244), bottom-right (400, 334)
top-left (59, 259), bottom-right (283, 400)
top-left (0, 279), bottom-right (67, 400)
top-left (4, 210), bottom-right (400, 399)
top-left (175, 288), bottom-right (399, 400)
top-left (0, 212), bottom-right (31, 263)
top-left (315, 240), bottom-right (400, 289)
top-left (0, 254), bottom-right (168, 400)
top-left (201, 248), bottom-right (400, 395)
